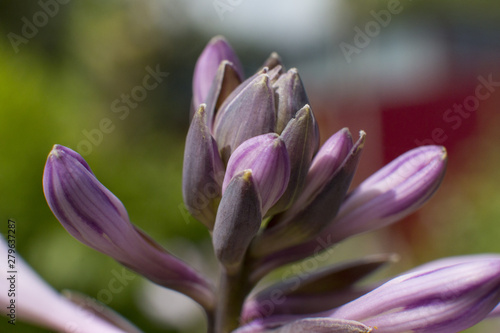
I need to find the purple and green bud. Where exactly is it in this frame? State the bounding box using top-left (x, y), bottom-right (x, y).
top-left (267, 105), bottom-right (319, 215)
top-left (204, 60), bottom-right (243, 130)
top-left (182, 104), bottom-right (225, 229)
top-left (213, 170), bottom-right (262, 271)
top-left (250, 130), bottom-right (363, 258)
top-left (214, 73), bottom-right (276, 163)
top-left (329, 257), bottom-right (500, 332)
top-left (223, 133), bottom-right (290, 216)
top-left (324, 145), bottom-right (447, 243)
top-left (192, 35), bottom-right (244, 113)
top-left (273, 68), bottom-right (312, 135)
top-left (43, 145), bottom-right (215, 310)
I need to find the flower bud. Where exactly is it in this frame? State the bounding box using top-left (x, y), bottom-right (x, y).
top-left (268, 105), bottom-right (318, 215)
top-left (204, 60), bottom-right (243, 130)
top-left (43, 145), bottom-right (215, 309)
top-left (182, 104), bottom-right (225, 229)
top-left (330, 257), bottom-right (500, 332)
top-left (326, 145), bottom-right (447, 242)
top-left (250, 130), bottom-right (363, 257)
top-left (213, 170), bottom-right (262, 271)
top-left (223, 134), bottom-right (290, 216)
top-left (192, 36), bottom-right (244, 112)
top-left (260, 52), bottom-right (284, 72)
top-left (273, 68), bottom-right (312, 135)
top-left (214, 73), bottom-right (276, 163)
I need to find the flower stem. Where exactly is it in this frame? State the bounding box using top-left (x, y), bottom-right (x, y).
top-left (215, 265), bottom-right (250, 333)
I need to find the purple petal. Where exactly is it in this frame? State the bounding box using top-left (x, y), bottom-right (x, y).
top-left (250, 131), bottom-right (363, 258)
top-left (243, 255), bottom-right (394, 322)
top-left (292, 128), bottom-right (354, 211)
top-left (213, 170), bottom-right (262, 270)
top-left (182, 105), bottom-right (225, 229)
top-left (233, 318), bottom-right (372, 333)
top-left (327, 145), bottom-right (447, 242)
top-left (204, 60), bottom-right (243, 131)
top-left (0, 236), bottom-right (132, 333)
top-left (192, 36), bottom-right (244, 112)
top-left (268, 105), bottom-right (318, 215)
top-left (223, 134), bottom-right (290, 216)
top-left (214, 73), bottom-right (277, 163)
top-left (43, 145), bottom-right (215, 309)
top-left (43, 144), bottom-right (134, 257)
top-left (330, 257), bottom-right (500, 332)
top-left (273, 68), bottom-right (312, 135)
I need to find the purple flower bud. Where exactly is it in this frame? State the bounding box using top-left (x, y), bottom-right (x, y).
top-left (223, 134), bottom-right (290, 216)
top-left (326, 145), bottom-right (447, 242)
top-left (242, 254), bottom-right (395, 322)
top-left (273, 68), bottom-right (312, 135)
top-left (204, 60), bottom-right (243, 130)
top-left (213, 170), bottom-right (262, 270)
top-left (214, 73), bottom-right (276, 163)
top-left (250, 130), bottom-right (363, 258)
top-left (183, 105), bottom-right (225, 229)
top-left (43, 145), bottom-right (215, 309)
top-left (234, 318), bottom-right (372, 333)
top-left (260, 52), bottom-right (284, 72)
top-left (292, 128), bottom-right (355, 211)
top-left (268, 105), bottom-right (318, 215)
top-left (192, 36), bottom-right (244, 112)
top-left (330, 257), bottom-right (500, 332)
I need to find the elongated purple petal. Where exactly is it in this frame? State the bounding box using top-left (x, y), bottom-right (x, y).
top-left (330, 257), bottom-right (500, 332)
top-left (269, 318), bottom-right (372, 333)
top-left (213, 170), bottom-right (262, 270)
top-left (214, 73), bottom-right (277, 163)
top-left (223, 134), bottom-right (290, 216)
top-left (233, 318), bottom-right (372, 333)
top-left (326, 145), bottom-right (447, 242)
top-left (268, 105), bottom-right (318, 215)
top-left (43, 145), bottom-right (215, 309)
top-left (182, 104), bottom-right (225, 229)
top-left (192, 36), bottom-right (244, 113)
top-left (273, 68), bottom-right (311, 135)
top-left (204, 60), bottom-right (243, 130)
top-left (250, 131), bottom-right (363, 258)
top-left (292, 128), bottom-right (354, 211)
top-left (243, 255), bottom-right (394, 322)
top-left (0, 236), bottom-right (132, 333)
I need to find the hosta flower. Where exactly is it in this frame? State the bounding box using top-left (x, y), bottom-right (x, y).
top-left (43, 145), bottom-right (215, 310)
top-left (329, 256), bottom-right (500, 332)
top-left (27, 35), bottom-right (500, 333)
top-left (192, 35), bottom-right (244, 114)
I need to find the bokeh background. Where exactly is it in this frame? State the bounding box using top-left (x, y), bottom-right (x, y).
top-left (1, 1), bottom-right (500, 332)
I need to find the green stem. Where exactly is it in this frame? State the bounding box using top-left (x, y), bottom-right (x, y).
top-left (214, 265), bottom-right (250, 333)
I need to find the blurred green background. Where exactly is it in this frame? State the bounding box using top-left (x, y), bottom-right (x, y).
top-left (1, 1), bottom-right (500, 332)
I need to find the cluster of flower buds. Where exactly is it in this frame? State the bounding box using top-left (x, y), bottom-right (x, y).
top-left (31, 35), bottom-right (500, 333)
